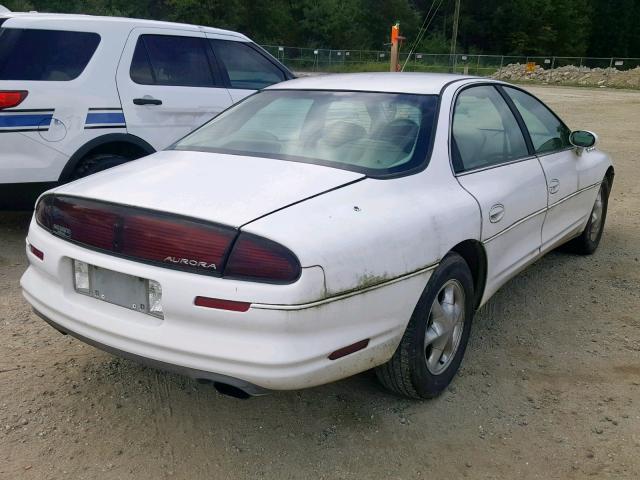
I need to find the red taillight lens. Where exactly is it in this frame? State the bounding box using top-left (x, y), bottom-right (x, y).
top-left (35, 195), bottom-right (236, 276)
top-left (224, 233), bottom-right (300, 283)
top-left (0, 91), bottom-right (28, 109)
top-left (122, 214), bottom-right (235, 272)
top-left (35, 195), bottom-right (300, 282)
top-left (53, 196), bottom-right (118, 250)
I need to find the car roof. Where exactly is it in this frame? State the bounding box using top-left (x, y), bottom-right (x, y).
top-left (265, 72), bottom-right (482, 95)
top-left (0, 12), bottom-right (249, 40)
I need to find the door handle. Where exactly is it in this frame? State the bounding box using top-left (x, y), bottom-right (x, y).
top-left (489, 204), bottom-right (505, 223)
top-left (133, 97), bottom-right (162, 106)
top-left (548, 178), bottom-right (560, 194)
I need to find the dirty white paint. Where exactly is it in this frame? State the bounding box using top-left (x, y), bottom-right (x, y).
top-left (21, 73), bottom-right (613, 391)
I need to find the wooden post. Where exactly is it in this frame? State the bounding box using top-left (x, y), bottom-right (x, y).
top-left (390, 23), bottom-right (400, 72)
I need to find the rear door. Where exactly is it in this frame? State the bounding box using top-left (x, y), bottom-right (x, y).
top-left (452, 84), bottom-right (548, 300)
top-left (116, 28), bottom-right (233, 150)
top-left (207, 37), bottom-right (288, 103)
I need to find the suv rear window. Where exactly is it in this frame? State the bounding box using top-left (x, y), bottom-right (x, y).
top-left (0, 28), bottom-right (100, 81)
top-left (130, 35), bottom-right (216, 87)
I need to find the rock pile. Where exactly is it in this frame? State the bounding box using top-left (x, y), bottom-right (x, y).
top-left (492, 63), bottom-right (640, 89)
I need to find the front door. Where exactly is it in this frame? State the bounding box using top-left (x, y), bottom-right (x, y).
top-left (452, 85), bottom-right (548, 301)
top-left (206, 37), bottom-right (288, 103)
top-left (116, 28), bottom-right (233, 150)
top-left (501, 87), bottom-right (587, 252)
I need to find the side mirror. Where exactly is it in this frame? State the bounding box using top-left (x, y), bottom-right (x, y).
top-left (569, 130), bottom-right (598, 149)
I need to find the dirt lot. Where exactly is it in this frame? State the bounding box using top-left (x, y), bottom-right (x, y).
top-left (1, 85), bottom-right (639, 480)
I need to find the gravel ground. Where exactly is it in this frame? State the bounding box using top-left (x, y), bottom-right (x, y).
top-left (1, 85), bottom-right (639, 480)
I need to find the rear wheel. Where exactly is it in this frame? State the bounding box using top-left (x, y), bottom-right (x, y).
top-left (70, 153), bottom-right (130, 180)
top-left (376, 253), bottom-right (474, 399)
top-left (564, 179), bottom-right (609, 255)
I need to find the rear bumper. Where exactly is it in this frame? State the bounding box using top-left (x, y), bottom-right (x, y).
top-left (33, 308), bottom-right (269, 396)
top-left (21, 219), bottom-right (433, 391)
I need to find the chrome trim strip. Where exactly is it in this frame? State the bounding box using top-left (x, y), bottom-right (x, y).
top-left (548, 181), bottom-right (600, 209)
top-left (252, 263), bottom-right (439, 311)
top-left (483, 181), bottom-right (601, 244)
top-left (455, 155), bottom-right (538, 177)
top-left (483, 207), bottom-right (547, 244)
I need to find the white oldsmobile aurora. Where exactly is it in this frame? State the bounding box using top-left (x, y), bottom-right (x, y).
top-left (21, 73), bottom-right (613, 399)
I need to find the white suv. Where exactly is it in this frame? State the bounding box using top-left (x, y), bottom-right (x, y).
top-left (0, 12), bottom-right (293, 208)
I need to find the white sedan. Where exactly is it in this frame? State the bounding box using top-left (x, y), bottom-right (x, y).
top-left (21, 73), bottom-right (613, 399)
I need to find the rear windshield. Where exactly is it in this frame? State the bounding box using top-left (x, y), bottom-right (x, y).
top-left (173, 90), bottom-right (438, 176)
top-left (0, 28), bottom-right (100, 81)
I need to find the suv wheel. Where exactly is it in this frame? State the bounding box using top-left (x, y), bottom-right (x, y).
top-left (71, 153), bottom-right (130, 180)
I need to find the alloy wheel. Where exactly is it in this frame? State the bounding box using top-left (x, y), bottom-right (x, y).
top-left (424, 279), bottom-right (466, 375)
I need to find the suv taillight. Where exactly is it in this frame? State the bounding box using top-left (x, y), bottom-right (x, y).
top-left (0, 91), bottom-right (28, 109)
top-left (35, 195), bottom-right (301, 284)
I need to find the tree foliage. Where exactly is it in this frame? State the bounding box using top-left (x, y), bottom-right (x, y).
top-left (2, 0), bottom-right (638, 56)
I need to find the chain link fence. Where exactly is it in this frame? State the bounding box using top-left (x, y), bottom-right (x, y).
top-left (262, 46), bottom-right (640, 76)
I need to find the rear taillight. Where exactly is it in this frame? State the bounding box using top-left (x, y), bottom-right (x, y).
top-left (34, 195), bottom-right (301, 283)
top-left (35, 195), bottom-right (236, 276)
top-left (122, 214), bottom-right (234, 272)
top-left (225, 233), bottom-right (300, 283)
top-left (0, 91), bottom-right (28, 109)
top-left (53, 196), bottom-right (118, 250)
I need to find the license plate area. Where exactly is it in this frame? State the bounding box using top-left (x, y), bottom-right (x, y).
top-left (73, 260), bottom-right (163, 319)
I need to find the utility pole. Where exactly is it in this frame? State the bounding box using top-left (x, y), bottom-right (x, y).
top-left (449, 0), bottom-right (461, 73)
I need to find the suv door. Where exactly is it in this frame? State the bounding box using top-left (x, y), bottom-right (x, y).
top-left (117, 28), bottom-right (233, 150)
top-left (502, 87), bottom-right (587, 252)
top-left (452, 85), bottom-right (548, 300)
top-left (207, 37), bottom-right (288, 103)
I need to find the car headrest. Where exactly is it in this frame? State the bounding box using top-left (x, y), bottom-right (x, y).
top-left (320, 121), bottom-right (367, 147)
top-left (375, 118), bottom-right (419, 153)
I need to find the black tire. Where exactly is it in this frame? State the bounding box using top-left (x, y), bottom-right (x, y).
top-left (70, 153), bottom-right (131, 180)
top-left (563, 178), bottom-right (610, 255)
top-left (376, 252), bottom-right (475, 399)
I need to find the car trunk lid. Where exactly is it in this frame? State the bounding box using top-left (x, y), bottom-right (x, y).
top-left (55, 150), bottom-right (364, 227)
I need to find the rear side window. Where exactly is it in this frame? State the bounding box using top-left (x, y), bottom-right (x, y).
top-left (0, 28), bottom-right (100, 81)
top-left (210, 40), bottom-right (285, 89)
top-left (130, 35), bottom-right (215, 87)
top-left (452, 85), bottom-right (530, 172)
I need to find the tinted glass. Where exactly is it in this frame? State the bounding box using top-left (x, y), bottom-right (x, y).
top-left (211, 40), bottom-right (285, 89)
top-left (503, 87), bottom-right (571, 154)
top-left (131, 35), bottom-right (214, 87)
top-left (174, 90), bottom-right (438, 176)
top-left (0, 28), bottom-right (100, 81)
top-left (452, 85), bottom-right (529, 172)
top-left (130, 39), bottom-right (154, 84)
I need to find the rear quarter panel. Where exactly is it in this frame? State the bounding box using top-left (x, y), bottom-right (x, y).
top-left (243, 165), bottom-right (480, 298)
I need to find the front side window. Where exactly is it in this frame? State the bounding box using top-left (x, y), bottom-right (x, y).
top-left (130, 35), bottom-right (214, 87)
top-left (173, 90), bottom-right (438, 176)
top-left (0, 28), bottom-right (100, 81)
top-left (452, 85), bottom-right (529, 173)
top-left (503, 87), bottom-right (571, 154)
top-left (210, 40), bottom-right (285, 90)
